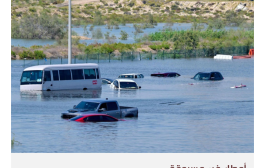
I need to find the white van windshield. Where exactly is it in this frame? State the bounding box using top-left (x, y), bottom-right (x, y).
top-left (21, 70), bottom-right (43, 85)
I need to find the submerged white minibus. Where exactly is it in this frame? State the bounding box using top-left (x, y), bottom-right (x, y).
top-left (20, 63), bottom-right (101, 91)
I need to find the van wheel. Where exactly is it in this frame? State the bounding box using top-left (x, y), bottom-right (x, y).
top-left (47, 89), bottom-right (51, 91)
top-left (83, 88), bottom-right (87, 90)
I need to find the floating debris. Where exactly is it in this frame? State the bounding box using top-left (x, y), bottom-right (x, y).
top-left (160, 102), bottom-right (184, 105)
top-left (231, 84), bottom-right (247, 89)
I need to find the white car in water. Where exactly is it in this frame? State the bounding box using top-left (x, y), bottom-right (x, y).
top-left (110, 79), bottom-right (141, 89)
top-left (118, 73), bottom-right (144, 79)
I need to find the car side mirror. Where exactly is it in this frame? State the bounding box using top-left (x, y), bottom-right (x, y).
top-left (73, 105), bottom-right (76, 109)
top-left (139, 86), bottom-right (141, 89)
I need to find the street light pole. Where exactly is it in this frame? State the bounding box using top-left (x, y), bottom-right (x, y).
top-left (68, 0), bottom-right (72, 64)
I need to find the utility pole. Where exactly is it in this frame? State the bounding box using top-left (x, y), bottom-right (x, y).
top-left (68, 0), bottom-right (72, 64)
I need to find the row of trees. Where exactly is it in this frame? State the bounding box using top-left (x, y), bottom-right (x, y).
top-left (143, 29), bottom-right (254, 50)
top-left (17, 50), bottom-right (46, 59)
top-left (83, 43), bottom-right (140, 54)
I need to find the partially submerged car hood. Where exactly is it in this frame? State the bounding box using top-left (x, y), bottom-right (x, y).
top-left (62, 109), bottom-right (98, 119)
top-left (67, 108), bottom-right (97, 113)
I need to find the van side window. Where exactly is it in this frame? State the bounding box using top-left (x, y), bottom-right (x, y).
top-left (84, 69), bottom-right (96, 79)
top-left (52, 70), bottom-right (59, 81)
top-left (72, 69), bottom-right (84, 80)
top-left (44, 71), bottom-right (51, 81)
top-left (95, 69), bottom-right (100, 79)
top-left (59, 70), bottom-right (71, 80)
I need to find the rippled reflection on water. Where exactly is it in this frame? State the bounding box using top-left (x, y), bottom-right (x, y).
top-left (11, 58), bottom-right (254, 153)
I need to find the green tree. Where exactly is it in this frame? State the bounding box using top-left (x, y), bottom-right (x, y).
top-left (89, 25), bottom-right (94, 31)
top-left (11, 19), bottom-right (20, 38)
top-left (92, 28), bottom-right (103, 39)
top-left (12, 12), bottom-right (66, 39)
top-left (83, 25), bottom-right (89, 37)
top-left (119, 30), bottom-right (128, 40)
top-left (11, 50), bottom-right (16, 57)
top-left (191, 17), bottom-right (204, 31)
top-left (93, 11), bottom-right (104, 25)
top-left (207, 18), bottom-right (225, 30)
top-left (19, 50), bottom-right (34, 59)
top-left (148, 13), bottom-right (156, 25)
top-left (174, 31), bottom-right (199, 50)
top-left (34, 50), bottom-right (46, 59)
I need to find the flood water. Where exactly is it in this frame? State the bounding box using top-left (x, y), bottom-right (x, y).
top-left (11, 58), bottom-right (254, 153)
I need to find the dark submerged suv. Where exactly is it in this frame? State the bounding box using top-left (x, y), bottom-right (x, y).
top-left (191, 72), bottom-right (224, 81)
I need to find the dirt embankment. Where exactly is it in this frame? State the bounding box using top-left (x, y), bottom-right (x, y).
top-left (62, 0), bottom-right (254, 13)
top-left (12, 1), bottom-right (254, 22)
top-left (56, 1), bottom-right (254, 20)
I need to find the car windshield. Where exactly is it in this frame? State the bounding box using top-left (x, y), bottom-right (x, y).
top-left (119, 75), bottom-right (134, 78)
top-left (21, 70), bottom-right (43, 85)
top-left (120, 82), bottom-right (138, 89)
top-left (194, 73), bottom-right (210, 80)
top-left (74, 102), bottom-right (99, 111)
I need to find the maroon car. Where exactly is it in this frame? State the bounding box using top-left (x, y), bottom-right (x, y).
top-left (69, 114), bottom-right (124, 122)
top-left (151, 72), bottom-right (181, 77)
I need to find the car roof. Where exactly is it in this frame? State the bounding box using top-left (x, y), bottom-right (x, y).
top-left (119, 73), bottom-right (143, 75)
top-left (115, 79), bottom-right (136, 82)
top-left (81, 99), bottom-right (118, 103)
top-left (197, 71), bottom-right (221, 73)
top-left (152, 72), bottom-right (177, 74)
top-left (164, 72), bottom-right (178, 74)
